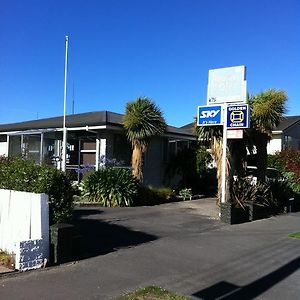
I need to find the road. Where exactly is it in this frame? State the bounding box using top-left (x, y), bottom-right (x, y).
top-left (1, 198), bottom-right (300, 299)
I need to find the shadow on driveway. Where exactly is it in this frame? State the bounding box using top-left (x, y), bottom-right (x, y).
top-left (193, 256), bottom-right (300, 299)
top-left (71, 208), bottom-right (158, 260)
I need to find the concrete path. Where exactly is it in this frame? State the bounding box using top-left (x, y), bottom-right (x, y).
top-left (0, 266), bottom-right (13, 274)
top-left (1, 198), bottom-right (300, 299)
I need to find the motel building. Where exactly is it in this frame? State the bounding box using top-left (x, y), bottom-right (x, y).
top-left (0, 111), bottom-right (195, 186)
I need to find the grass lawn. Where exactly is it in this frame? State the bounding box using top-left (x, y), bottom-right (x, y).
top-left (288, 232), bottom-right (300, 239)
top-left (116, 286), bottom-right (190, 300)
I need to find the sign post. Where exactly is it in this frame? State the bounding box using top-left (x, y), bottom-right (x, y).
top-left (197, 65), bottom-right (248, 204)
top-left (221, 104), bottom-right (228, 204)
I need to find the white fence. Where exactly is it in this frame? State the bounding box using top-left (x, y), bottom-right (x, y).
top-left (0, 189), bottom-right (49, 271)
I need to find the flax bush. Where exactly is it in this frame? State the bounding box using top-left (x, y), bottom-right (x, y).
top-left (82, 167), bottom-right (139, 207)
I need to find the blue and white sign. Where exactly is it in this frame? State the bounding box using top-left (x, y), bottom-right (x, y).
top-left (227, 104), bottom-right (249, 129)
top-left (197, 105), bottom-right (223, 126)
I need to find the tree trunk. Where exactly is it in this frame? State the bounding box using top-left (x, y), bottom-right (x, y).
top-left (229, 139), bottom-right (247, 178)
top-left (211, 137), bottom-right (230, 204)
top-left (131, 144), bottom-right (144, 182)
top-left (256, 136), bottom-right (268, 182)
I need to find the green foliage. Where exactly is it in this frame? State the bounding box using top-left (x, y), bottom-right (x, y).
top-left (123, 97), bottom-right (166, 144)
top-left (82, 167), bottom-right (139, 207)
top-left (123, 96), bottom-right (166, 181)
top-left (195, 125), bottom-right (223, 145)
top-left (230, 178), bottom-right (271, 209)
top-left (0, 156), bottom-right (74, 224)
top-left (0, 249), bottom-right (15, 270)
top-left (230, 176), bottom-right (292, 211)
top-left (39, 167), bottom-right (75, 224)
top-left (135, 186), bottom-right (175, 206)
top-left (248, 89), bottom-right (287, 182)
top-left (268, 179), bottom-right (293, 206)
top-left (288, 232), bottom-right (300, 239)
top-left (282, 172), bottom-right (300, 194)
top-left (179, 188), bottom-right (192, 201)
top-left (196, 147), bottom-right (212, 174)
top-left (165, 146), bottom-right (214, 194)
top-left (267, 154), bottom-right (284, 172)
top-left (268, 150), bottom-right (300, 194)
top-left (117, 286), bottom-right (189, 300)
top-left (249, 89), bottom-right (287, 136)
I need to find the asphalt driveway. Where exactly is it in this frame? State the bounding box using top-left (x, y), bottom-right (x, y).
top-left (1, 198), bottom-right (300, 299)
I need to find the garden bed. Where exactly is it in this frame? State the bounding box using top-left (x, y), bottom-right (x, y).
top-left (0, 250), bottom-right (15, 270)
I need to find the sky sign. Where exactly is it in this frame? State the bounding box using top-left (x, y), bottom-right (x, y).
top-left (197, 105), bottom-right (222, 126)
top-left (207, 66), bottom-right (247, 105)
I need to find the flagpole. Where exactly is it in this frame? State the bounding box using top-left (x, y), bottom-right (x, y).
top-left (62, 35), bottom-right (69, 172)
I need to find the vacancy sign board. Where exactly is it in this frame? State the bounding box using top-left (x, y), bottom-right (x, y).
top-left (227, 129), bottom-right (243, 139)
top-left (197, 105), bottom-right (222, 126)
top-left (227, 104), bottom-right (249, 129)
top-left (207, 65), bottom-right (247, 105)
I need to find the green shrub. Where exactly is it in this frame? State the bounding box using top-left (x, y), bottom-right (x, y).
top-left (282, 171), bottom-right (300, 194)
top-left (0, 249), bottom-right (15, 270)
top-left (82, 167), bottom-right (139, 207)
top-left (135, 186), bottom-right (175, 206)
top-left (0, 156), bottom-right (74, 224)
top-left (229, 178), bottom-right (271, 209)
top-left (230, 177), bottom-right (292, 210)
top-left (179, 188), bottom-right (192, 201)
top-left (268, 150), bottom-right (300, 195)
top-left (268, 179), bottom-right (294, 206)
top-left (164, 146), bottom-right (213, 194)
top-left (38, 167), bottom-right (74, 224)
top-left (196, 147), bottom-right (212, 174)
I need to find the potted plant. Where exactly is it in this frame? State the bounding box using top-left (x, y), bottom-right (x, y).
top-left (220, 178), bottom-right (253, 224)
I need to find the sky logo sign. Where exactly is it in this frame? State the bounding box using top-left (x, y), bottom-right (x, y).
top-left (197, 105), bottom-right (222, 126)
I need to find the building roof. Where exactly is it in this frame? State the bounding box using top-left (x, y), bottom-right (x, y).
top-left (0, 111), bottom-right (122, 132)
top-left (0, 111), bottom-right (194, 138)
top-left (180, 122), bottom-right (194, 132)
top-left (274, 115), bottom-right (300, 131)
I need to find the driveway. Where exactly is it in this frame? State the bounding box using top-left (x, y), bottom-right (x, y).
top-left (1, 198), bottom-right (300, 299)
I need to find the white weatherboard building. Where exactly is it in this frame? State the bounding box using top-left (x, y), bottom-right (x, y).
top-left (0, 111), bottom-right (195, 186)
top-left (267, 116), bottom-right (300, 154)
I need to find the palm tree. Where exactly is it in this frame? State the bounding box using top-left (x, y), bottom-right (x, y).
top-left (249, 89), bottom-right (287, 181)
top-left (195, 122), bottom-right (250, 202)
top-left (195, 125), bottom-right (229, 202)
top-left (123, 97), bottom-right (166, 181)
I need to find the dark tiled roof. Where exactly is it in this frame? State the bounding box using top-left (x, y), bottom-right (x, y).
top-left (166, 125), bottom-right (194, 136)
top-left (0, 111), bottom-right (123, 132)
top-left (0, 111), bottom-right (194, 137)
top-left (274, 115), bottom-right (300, 131)
top-left (180, 122), bottom-right (194, 131)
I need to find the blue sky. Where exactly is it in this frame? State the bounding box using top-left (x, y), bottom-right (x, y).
top-left (0, 0), bottom-right (299, 127)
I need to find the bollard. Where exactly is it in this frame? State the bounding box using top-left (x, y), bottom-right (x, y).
top-left (50, 223), bottom-right (74, 264)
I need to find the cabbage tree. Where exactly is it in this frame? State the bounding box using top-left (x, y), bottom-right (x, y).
top-left (249, 89), bottom-right (287, 182)
top-left (124, 97), bottom-right (166, 181)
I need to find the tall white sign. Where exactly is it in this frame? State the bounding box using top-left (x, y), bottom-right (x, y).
top-left (207, 65), bottom-right (247, 105)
